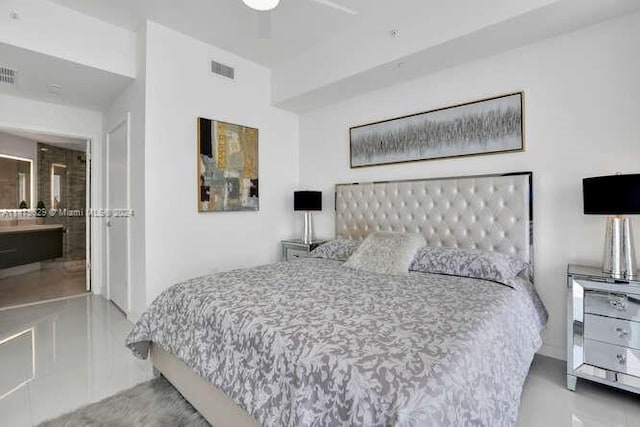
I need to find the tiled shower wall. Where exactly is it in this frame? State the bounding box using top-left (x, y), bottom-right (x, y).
top-left (37, 143), bottom-right (87, 261)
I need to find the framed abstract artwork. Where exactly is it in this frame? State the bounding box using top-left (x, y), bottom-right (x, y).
top-left (197, 117), bottom-right (259, 212)
top-left (349, 92), bottom-right (524, 168)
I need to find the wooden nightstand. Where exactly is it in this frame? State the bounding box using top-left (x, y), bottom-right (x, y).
top-left (281, 239), bottom-right (327, 261)
top-left (567, 264), bottom-right (640, 394)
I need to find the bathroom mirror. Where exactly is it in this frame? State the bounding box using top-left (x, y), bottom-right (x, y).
top-left (0, 154), bottom-right (33, 210)
top-left (51, 163), bottom-right (67, 210)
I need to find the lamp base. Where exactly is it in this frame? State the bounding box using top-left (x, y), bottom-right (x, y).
top-left (603, 217), bottom-right (637, 279)
top-left (302, 211), bottom-right (314, 244)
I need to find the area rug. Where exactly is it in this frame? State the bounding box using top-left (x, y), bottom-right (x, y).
top-left (38, 376), bottom-right (209, 426)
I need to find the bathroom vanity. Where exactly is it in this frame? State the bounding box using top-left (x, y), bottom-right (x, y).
top-left (0, 224), bottom-right (64, 269)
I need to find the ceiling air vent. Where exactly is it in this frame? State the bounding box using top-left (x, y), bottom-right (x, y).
top-left (211, 60), bottom-right (235, 80)
top-left (0, 67), bottom-right (17, 85)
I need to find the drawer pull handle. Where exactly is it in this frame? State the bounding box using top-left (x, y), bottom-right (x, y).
top-left (0, 248), bottom-right (18, 254)
top-left (610, 300), bottom-right (628, 311)
top-left (616, 327), bottom-right (629, 338)
top-left (617, 354), bottom-right (627, 365)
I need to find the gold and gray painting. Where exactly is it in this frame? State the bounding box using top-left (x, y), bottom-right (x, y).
top-left (198, 117), bottom-right (258, 212)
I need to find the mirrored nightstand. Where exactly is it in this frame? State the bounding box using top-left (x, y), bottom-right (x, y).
top-left (281, 239), bottom-right (327, 261)
top-left (567, 264), bottom-right (640, 394)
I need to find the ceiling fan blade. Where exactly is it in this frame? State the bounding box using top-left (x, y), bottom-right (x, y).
top-left (256, 10), bottom-right (272, 38)
top-left (308, 0), bottom-right (358, 15)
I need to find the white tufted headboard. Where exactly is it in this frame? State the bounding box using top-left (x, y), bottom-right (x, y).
top-left (335, 172), bottom-right (533, 267)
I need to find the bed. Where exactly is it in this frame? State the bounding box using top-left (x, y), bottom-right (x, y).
top-left (126, 172), bottom-right (547, 427)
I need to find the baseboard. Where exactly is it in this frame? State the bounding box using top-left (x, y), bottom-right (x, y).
top-left (538, 343), bottom-right (565, 361)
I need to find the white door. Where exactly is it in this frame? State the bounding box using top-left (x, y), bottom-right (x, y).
top-left (106, 114), bottom-right (130, 313)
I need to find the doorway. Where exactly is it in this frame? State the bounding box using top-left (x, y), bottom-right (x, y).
top-left (0, 129), bottom-right (91, 309)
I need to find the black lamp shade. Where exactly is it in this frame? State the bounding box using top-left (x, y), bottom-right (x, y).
top-left (294, 191), bottom-right (322, 211)
top-left (583, 174), bottom-right (640, 215)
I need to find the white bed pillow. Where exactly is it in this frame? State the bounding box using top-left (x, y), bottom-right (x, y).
top-left (344, 232), bottom-right (426, 275)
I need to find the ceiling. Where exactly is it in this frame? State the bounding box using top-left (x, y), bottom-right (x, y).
top-left (274, 0), bottom-right (640, 111)
top-left (0, 129), bottom-right (87, 152)
top-left (10, 0), bottom-right (640, 112)
top-left (45, 0), bottom-right (377, 67)
top-left (0, 42), bottom-right (132, 111)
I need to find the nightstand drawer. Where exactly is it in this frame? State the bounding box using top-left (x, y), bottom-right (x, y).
top-left (585, 314), bottom-right (640, 350)
top-left (285, 248), bottom-right (309, 260)
top-left (585, 339), bottom-right (640, 378)
top-left (281, 239), bottom-right (327, 262)
top-left (585, 290), bottom-right (640, 322)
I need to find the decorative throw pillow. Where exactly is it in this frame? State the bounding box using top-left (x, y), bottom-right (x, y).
top-left (410, 246), bottom-right (528, 285)
top-left (308, 239), bottom-right (360, 262)
top-left (344, 232), bottom-right (426, 275)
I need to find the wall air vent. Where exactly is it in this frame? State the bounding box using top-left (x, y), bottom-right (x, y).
top-left (0, 67), bottom-right (17, 85)
top-left (211, 60), bottom-right (235, 80)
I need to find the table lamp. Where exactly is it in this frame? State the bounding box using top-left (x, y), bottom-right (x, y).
top-left (583, 174), bottom-right (640, 279)
top-left (294, 191), bottom-right (322, 244)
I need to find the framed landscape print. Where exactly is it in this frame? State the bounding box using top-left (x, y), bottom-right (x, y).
top-left (197, 117), bottom-right (259, 212)
top-left (349, 92), bottom-right (524, 168)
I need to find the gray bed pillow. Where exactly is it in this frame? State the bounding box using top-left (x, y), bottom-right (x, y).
top-left (308, 239), bottom-right (360, 262)
top-left (344, 232), bottom-right (426, 275)
top-left (410, 246), bottom-right (528, 285)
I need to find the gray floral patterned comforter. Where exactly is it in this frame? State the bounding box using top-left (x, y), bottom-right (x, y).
top-left (126, 258), bottom-right (547, 427)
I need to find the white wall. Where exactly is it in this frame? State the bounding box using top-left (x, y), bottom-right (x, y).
top-left (0, 132), bottom-right (37, 162)
top-left (104, 23), bottom-right (148, 320)
top-left (143, 22), bottom-right (299, 303)
top-left (0, 0), bottom-right (136, 78)
top-left (0, 94), bottom-right (103, 139)
top-left (0, 93), bottom-right (105, 292)
top-left (297, 12), bottom-right (640, 359)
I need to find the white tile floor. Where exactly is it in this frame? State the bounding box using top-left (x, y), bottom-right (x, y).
top-left (0, 295), bottom-right (638, 426)
top-left (0, 295), bottom-right (154, 427)
top-left (519, 355), bottom-right (640, 427)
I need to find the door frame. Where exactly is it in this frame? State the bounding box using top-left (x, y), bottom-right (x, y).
top-left (85, 139), bottom-right (91, 290)
top-left (0, 121), bottom-right (100, 294)
top-left (105, 113), bottom-right (132, 314)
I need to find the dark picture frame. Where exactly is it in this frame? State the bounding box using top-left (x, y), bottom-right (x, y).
top-left (349, 92), bottom-right (525, 168)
